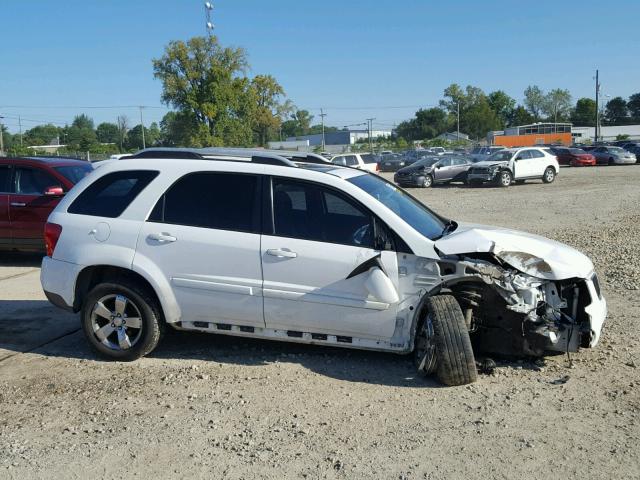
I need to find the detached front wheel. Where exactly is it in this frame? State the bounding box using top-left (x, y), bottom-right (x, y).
top-left (414, 295), bottom-right (477, 386)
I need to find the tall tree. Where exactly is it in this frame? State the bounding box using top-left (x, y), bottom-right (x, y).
top-left (487, 90), bottom-right (516, 128)
top-left (116, 115), bottom-right (129, 151)
top-left (153, 35), bottom-right (256, 147)
top-left (571, 98), bottom-right (597, 126)
top-left (604, 97), bottom-right (628, 124)
top-left (23, 124), bottom-right (61, 146)
top-left (508, 106), bottom-right (534, 127)
top-left (251, 74), bottom-right (290, 146)
top-left (96, 122), bottom-right (120, 144)
top-left (66, 114), bottom-right (97, 150)
top-left (71, 114), bottom-right (95, 131)
top-left (523, 85), bottom-right (545, 121)
top-left (543, 88), bottom-right (572, 123)
top-left (281, 109), bottom-right (314, 138)
top-left (627, 93), bottom-right (640, 120)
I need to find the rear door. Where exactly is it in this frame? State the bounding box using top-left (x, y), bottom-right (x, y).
top-left (9, 166), bottom-right (64, 251)
top-left (261, 177), bottom-right (399, 339)
top-left (135, 171), bottom-right (265, 327)
top-left (529, 149), bottom-right (548, 175)
top-left (0, 164), bottom-right (11, 249)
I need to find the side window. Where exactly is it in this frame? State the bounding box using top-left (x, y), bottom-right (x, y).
top-left (149, 172), bottom-right (260, 233)
top-left (453, 158), bottom-right (468, 165)
top-left (68, 170), bottom-right (159, 218)
top-left (344, 155), bottom-right (359, 166)
top-left (14, 167), bottom-right (61, 195)
top-left (439, 158), bottom-right (452, 167)
top-left (331, 157), bottom-right (346, 166)
top-left (517, 150), bottom-right (532, 160)
top-left (0, 166), bottom-right (10, 193)
top-left (272, 178), bottom-right (374, 248)
top-left (530, 149), bottom-right (544, 158)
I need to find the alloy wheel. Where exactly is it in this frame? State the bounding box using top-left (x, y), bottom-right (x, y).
top-left (90, 294), bottom-right (143, 351)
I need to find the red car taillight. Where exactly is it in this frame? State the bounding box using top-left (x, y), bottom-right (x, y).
top-left (375, 163), bottom-right (380, 172)
top-left (44, 222), bottom-right (63, 257)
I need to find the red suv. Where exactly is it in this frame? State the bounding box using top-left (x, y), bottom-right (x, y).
top-left (0, 157), bottom-right (93, 253)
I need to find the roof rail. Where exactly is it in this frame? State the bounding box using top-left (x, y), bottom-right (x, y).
top-left (128, 147), bottom-right (329, 167)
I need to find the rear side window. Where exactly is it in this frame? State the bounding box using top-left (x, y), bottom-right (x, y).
top-left (361, 154), bottom-right (377, 164)
top-left (0, 165), bottom-right (10, 192)
top-left (148, 172), bottom-right (260, 233)
top-left (530, 149), bottom-right (545, 158)
top-left (68, 170), bottom-right (158, 218)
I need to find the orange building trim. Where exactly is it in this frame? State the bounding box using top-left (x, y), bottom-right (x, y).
top-left (493, 132), bottom-right (572, 147)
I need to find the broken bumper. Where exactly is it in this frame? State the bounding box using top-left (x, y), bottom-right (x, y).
top-left (583, 273), bottom-right (607, 347)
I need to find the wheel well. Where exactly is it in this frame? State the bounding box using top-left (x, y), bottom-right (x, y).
top-left (74, 265), bottom-right (162, 315)
top-left (546, 165), bottom-right (557, 173)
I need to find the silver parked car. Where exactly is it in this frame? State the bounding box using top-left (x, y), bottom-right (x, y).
top-left (591, 146), bottom-right (637, 165)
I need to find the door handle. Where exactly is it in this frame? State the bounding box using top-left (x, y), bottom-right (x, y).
top-left (266, 248), bottom-right (297, 258)
top-left (148, 233), bottom-right (177, 243)
top-left (10, 202), bottom-right (26, 207)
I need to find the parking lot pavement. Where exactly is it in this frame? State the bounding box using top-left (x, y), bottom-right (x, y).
top-left (0, 255), bottom-right (78, 361)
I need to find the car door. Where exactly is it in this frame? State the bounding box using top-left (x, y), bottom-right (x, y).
top-left (0, 164), bottom-right (11, 249)
top-left (135, 171), bottom-right (265, 327)
top-left (529, 149), bottom-right (548, 176)
top-left (450, 157), bottom-right (469, 180)
top-left (593, 147), bottom-right (605, 164)
top-left (513, 150), bottom-right (534, 177)
top-left (9, 166), bottom-right (64, 251)
top-left (261, 177), bottom-right (400, 340)
top-left (433, 157), bottom-right (453, 181)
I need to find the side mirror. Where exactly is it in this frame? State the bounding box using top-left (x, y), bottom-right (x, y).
top-left (44, 186), bottom-right (64, 196)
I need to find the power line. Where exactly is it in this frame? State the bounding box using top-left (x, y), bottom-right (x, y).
top-left (0, 104), bottom-right (170, 110)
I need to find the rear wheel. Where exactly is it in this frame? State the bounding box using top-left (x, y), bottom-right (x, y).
top-left (414, 295), bottom-right (477, 386)
top-left (542, 167), bottom-right (556, 183)
top-left (496, 170), bottom-right (512, 187)
top-left (81, 282), bottom-right (164, 361)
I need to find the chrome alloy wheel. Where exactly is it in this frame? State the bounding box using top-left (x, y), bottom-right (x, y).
top-left (415, 314), bottom-right (437, 374)
top-left (90, 294), bottom-right (143, 351)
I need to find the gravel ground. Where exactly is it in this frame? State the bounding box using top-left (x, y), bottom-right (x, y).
top-left (1, 165), bottom-right (639, 479)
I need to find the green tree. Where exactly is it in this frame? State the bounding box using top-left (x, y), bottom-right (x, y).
top-left (251, 74), bottom-right (290, 146)
top-left (395, 107), bottom-right (448, 141)
top-left (604, 97), bottom-right (628, 124)
top-left (96, 122), bottom-right (120, 144)
top-left (72, 114), bottom-right (95, 131)
top-left (523, 85), bottom-right (545, 121)
top-left (65, 115), bottom-right (98, 151)
top-left (571, 98), bottom-right (597, 126)
top-left (125, 123), bottom-right (161, 150)
top-left (153, 35), bottom-right (256, 147)
top-left (281, 109), bottom-right (314, 138)
top-left (23, 124), bottom-right (61, 146)
top-left (627, 93), bottom-right (640, 120)
top-left (487, 90), bottom-right (516, 128)
top-left (543, 88), bottom-right (572, 123)
top-left (509, 106), bottom-right (534, 126)
top-left (440, 84), bottom-right (500, 139)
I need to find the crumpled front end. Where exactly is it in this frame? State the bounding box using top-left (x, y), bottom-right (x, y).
top-left (433, 225), bottom-right (607, 356)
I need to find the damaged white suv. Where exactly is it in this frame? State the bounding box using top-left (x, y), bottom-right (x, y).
top-left (40, 148), bottom-right (606, 386)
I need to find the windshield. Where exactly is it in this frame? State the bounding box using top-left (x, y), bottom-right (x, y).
top-left (347, 174), bottom-right (446, 240)
top-left (487, 151), bottom-right (513, 162)
top-left (54, 164), bottom-right (93, 184)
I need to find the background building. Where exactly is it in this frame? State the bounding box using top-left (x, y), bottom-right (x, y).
top-left (488, 123), bottom-right (572, 147)
top-left (572, 125), bottom-right (640, 143)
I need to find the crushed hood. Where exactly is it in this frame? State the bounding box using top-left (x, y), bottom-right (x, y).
top-left (470, 160), bottom-right (509, 168)
top-left (435, 223), bottom-right (594, 280)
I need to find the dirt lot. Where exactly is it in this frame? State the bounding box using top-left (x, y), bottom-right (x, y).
top-left (1, 165), bottom-right (639, 479)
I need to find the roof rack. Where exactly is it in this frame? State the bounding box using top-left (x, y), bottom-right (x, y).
top-left (127, 147), bottom-right (329, 167)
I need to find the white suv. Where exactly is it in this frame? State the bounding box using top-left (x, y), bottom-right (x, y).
top-left (466, 147), bottom-right (559, 187)
top-left (330, 153), bottom-right (379, 173)
top-left (40, 148), bottom-right (606, 386)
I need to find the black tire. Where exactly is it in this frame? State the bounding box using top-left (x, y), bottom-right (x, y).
top-left (496, 170), bottom-right (512, 187)
top-left (81, 281), bottom-right (164, 361)
top-left (422, 174), bottom-right (433, 188)
top-left (414, 295), bottom-right (477, 386)
top-left (542, 167), bottom-right (556, 184)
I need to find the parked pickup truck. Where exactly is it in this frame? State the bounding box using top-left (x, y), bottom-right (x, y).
top-left (330, 153), bottom-right (379, 173)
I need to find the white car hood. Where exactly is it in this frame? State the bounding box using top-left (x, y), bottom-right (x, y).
top-left (471, 160), bottom-right (509, 167)
top-left (435, 223), bottom-right (594, 280)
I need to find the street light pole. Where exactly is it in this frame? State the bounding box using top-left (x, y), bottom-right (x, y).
top-left (456, 100), bottom-right (460, 141)
top-left (139, 106), bottom-right (146, 149)
top-left (595, 69), bottom-right (599, 143)
top-left (366, 118), bottom-right (375, 153)
top-left (320, 108), bottom-right (327, 151)
top-left (0, 115), bottom-right (5, 156)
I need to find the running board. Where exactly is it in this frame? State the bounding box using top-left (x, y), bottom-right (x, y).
top-left (174, 321), bottom-right (407, 353)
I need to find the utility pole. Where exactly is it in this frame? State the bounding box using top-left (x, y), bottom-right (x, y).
top-left (366, 118), bottom-right (375, 153)
top-left (139, 106), bottom-right (146, 149)
top-left (18, 116), bottom-right (23, 146)
top-left (320, 108), bottom-right (327, 151)
top-left (456, 100), bottom-right (460, 141)
top-left (595, 69), bottom-right (599, 143)
top-left (205, 2), bottom-right (214, 36)
top-left (0, 115), bottom-right (4, 156)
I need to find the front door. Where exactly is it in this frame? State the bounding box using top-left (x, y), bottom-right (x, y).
top-left (9, 166), bottom-right (63, 251)
top-left (134, 171), bottom-right (265, 327)
top-left (0, 165), bottom-right (10, 249)
top-left (513, 150), bottom-right (536, 177)
top-left (432, 157), bottom-right (454, 182)
top-left (261, 177), bottom-right (400, 340)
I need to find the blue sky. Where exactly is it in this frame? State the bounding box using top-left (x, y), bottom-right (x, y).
top-left (1, 0), bottom-right (638, 133)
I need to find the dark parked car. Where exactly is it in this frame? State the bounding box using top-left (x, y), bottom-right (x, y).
top-left (0, 157), bottom-right (93, 252)
top-left (550, 147), bottom-right (596, 167)
top-left (378, 153), bottom-right (409, 172)
top-left (394, 155), bottom-right (473, 188)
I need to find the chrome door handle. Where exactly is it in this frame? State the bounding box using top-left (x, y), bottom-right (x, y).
top-left (10, 202), bottom-right (26, 207)
top-left (266, 248), bottom-right (297, 258)
top-left (148, 233), bottom-right (177, 243)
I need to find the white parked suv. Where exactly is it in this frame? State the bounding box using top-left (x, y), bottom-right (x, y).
top-left (330, 153), bottom-right (379, 173)
top-left (40, 148), bottom-right (606, 386)
top-left (466, 147), bottom-right (559, 187)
